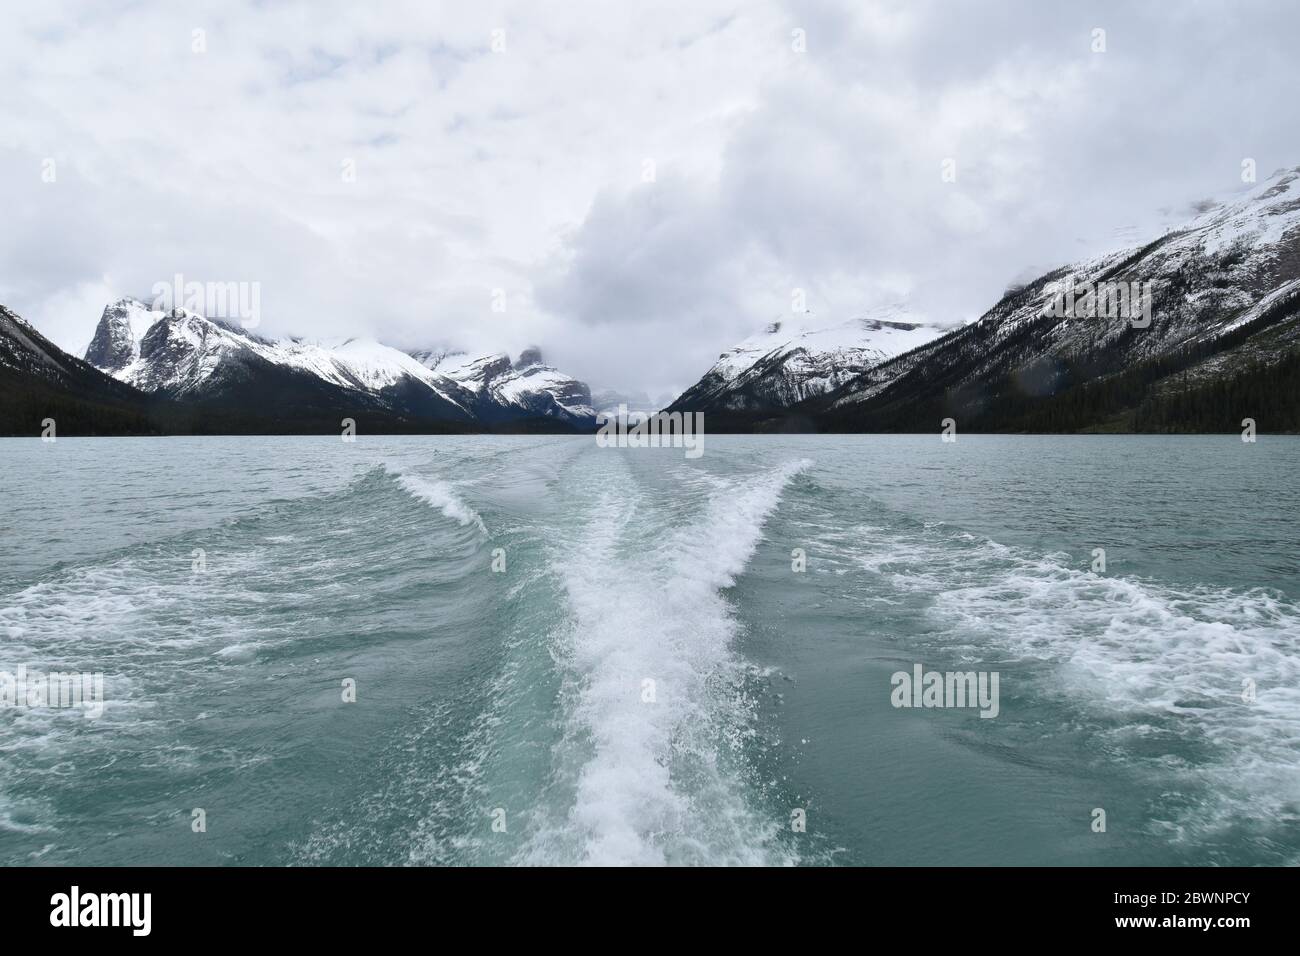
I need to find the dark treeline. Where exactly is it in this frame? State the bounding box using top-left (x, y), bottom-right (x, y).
top-left (0, 378), bottom-right (579, 437)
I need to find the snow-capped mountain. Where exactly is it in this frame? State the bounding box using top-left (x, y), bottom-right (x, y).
top-left (813, 165), bottom-right (1300, 432)
top-left (83, 300), bottom-right (594, 429)
top-left (411, 346), bottom-right (595, 425)
top-left (667, 305), bottom-right (951, 418)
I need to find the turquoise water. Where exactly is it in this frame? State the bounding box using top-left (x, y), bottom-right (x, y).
top-left (0, 435), bottom-right (1297, 866)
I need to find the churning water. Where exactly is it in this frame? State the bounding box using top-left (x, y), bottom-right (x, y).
top-left (1, 435), bottom-right (1297, 865)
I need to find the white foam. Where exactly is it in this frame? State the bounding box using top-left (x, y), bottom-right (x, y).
top-left (524, 458), bottom-right (810, 866)
top-left (214, 642), bottom-right (261, 662)
top-left (393, 472), bottom-right (487, 534)
top-left (852, 524), bottom-right (1300, 835)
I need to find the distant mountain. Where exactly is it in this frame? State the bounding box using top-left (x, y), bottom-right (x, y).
top-left (84, 299), bottom-right (474, 426)
top-left (0, 304), bottom-right (157, 436)
top-left (809, 166), bottom-right (1300, 433)
top-left (671, 166), bottom-right (1300, 434)
top-left (411, 346), bottom-right (595, 426)
top-left (1, 298), bottom-right (598, 434)
top-left (81, 299), bottom-right (594, 431)
top-left (665, 305), bottom-right (952, 426)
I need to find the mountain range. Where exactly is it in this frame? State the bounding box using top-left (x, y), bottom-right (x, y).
top-left (4, 166), bottom-right (1300, 436)
top-left (670, 165), bottom-right (1300, 434)
top-left (2, 298), bottom-right (598, 435)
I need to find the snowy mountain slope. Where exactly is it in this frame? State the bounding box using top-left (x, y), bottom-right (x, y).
top-left (412, 346), bottom-right (595, 425)
top-left (82, 300), bottom-right (594, 428)
top-left (813, 165), bottom-right (1300, 432)
top-left (2, 304), bottom-right (137, 394)
top-left (667, 305), bottom-right (951, 416)
top-left (1, 303), bottom-right (156, 435)
top-left (87, 300), bottom-right (455, 399)
top-left (83, 301), bottom-right (475, 424)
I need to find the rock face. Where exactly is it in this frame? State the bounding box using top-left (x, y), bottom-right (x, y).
top-left (80, 300), bottom-right (595, 429)
top-left (84, 299), bottom-right (157, 372)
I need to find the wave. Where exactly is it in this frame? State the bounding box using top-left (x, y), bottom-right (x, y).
top-left (522, 457), bottom-right (810, 866)
top-left (391, 471), bottom-right (487, 534)
top-left (845, 518), bottom-right (1300, 839)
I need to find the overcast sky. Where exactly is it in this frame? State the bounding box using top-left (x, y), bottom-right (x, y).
top-left (2, 0), bottom-right (1298, 397)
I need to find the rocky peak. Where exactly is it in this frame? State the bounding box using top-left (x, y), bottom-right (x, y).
top-left (85, 298), bottom-right (154, 371)
top-left (514, 346), bottom-right (544, 370)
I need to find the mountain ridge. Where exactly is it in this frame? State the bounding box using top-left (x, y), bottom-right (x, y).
top-left (75, 298), bottom-right (596, 433)
top-left (665, 304), bottom-right (955, 424)
top-left (668, 166), bottom-right (1300, 434)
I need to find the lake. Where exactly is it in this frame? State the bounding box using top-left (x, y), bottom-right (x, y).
top-left (1, 434), bottom-right (1296, 865)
